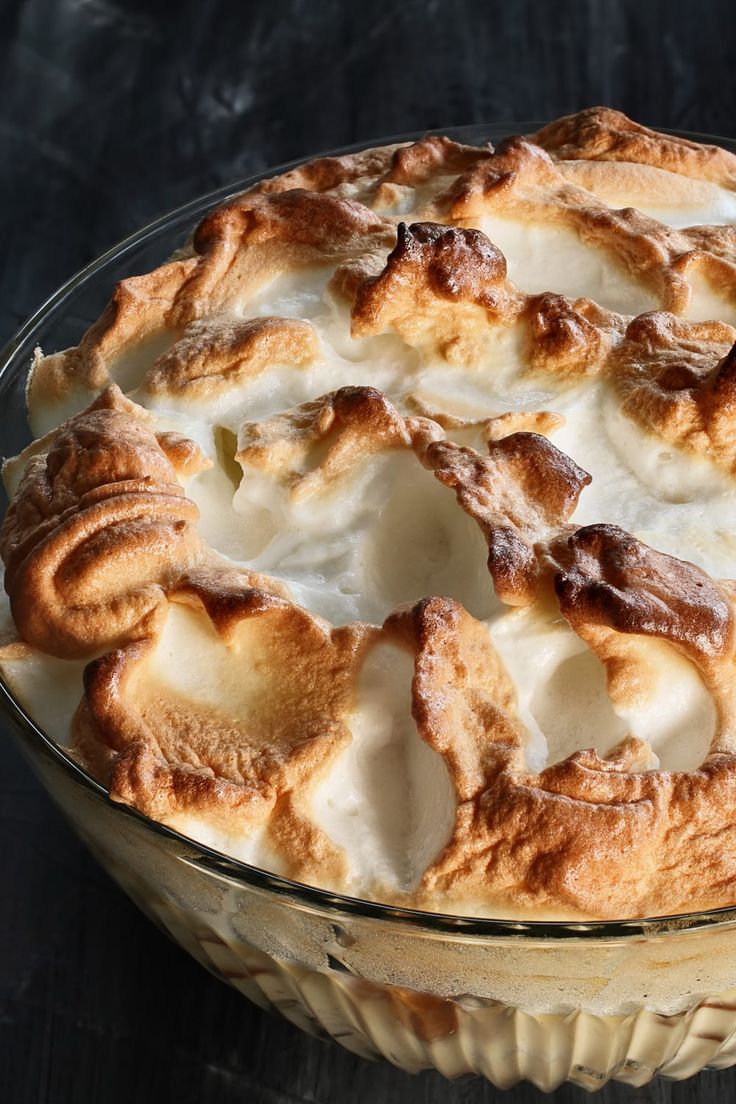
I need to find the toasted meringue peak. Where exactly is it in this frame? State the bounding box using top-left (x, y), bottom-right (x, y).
top-left (340, 220), bottom-right (625, 375)
top-left (525, 293), bottom-right (623, 378)
top-left (143, 315), bottom-right (319, 396)
top-left (421, 432), bottom-right (591, 606)
top-left (384, 596), bottom-right (524, 799)
top-left (154, 430), bottom-right (213, 475)
top-left (177, 189), bottom-right (395, 326)
top-left (400, 592), bottom-right (736, 918)
top-left (27, 192), bottom-right (395, 431)
top-left (7, 110), bottom-right (736, 920)
top-left (236, 385), bottom-right (437, 501)
top-left (350, 221), bottom-right (524, 348)
top-left (405, 398), bottom-right (564, 439)
top-left (0, 386), bottom-right (204, 656)
top-left (27, 260), bottom-right (195, 426)
top-left (383, 135), bottom-right (492, 187)
top-left (611, 311), bottom-right (736, 472)
top-left (551, 523), bottom-right (734, 661)
top-left (547, 524), bottom-right (736, 751)
top-left (534, 107), bottom-right (736, 187)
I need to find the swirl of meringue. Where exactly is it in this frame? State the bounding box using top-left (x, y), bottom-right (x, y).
top-left (0, 386), bottom-right (205, 657)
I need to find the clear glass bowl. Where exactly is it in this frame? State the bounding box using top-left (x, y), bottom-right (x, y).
top-left (4, 123), bottom-right (736, 1093)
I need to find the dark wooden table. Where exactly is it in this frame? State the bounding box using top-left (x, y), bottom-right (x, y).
top-left (3, 1), bottom-right (736, 1100)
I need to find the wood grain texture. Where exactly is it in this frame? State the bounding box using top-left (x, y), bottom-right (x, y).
top-left (2, 0), bottom-right (736, 1100)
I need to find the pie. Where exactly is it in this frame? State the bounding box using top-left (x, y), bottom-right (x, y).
top-left (3, 108), bottom-right (736, 920)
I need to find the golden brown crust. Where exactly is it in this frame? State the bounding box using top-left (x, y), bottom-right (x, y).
top-left (545, 525), bottom-right (736, 753)
top-left (143, 315), bottom-right (319, 396)
top-left (245, 136), bottom-right (493, 223)
top-left (29, 111), bottom-right (736, 426)
top-left (350, 222), bottom-right (525, 350)
top-left (534, 107), bottom-right (736, 188)
top-left (420, 433), bottom-right (590, 606)
top-left (154, 431), bottom-right (212, 477)
top-left (482, 410), bottom-right (564, 440)
top-left (176, 189), bottom-right (395, 326)
top-left (610, 311), bottom-right (736, 472)
top-left (236, 385), bottom-right (440, 501)
top-left (0, 386), bottom-right (205, 657)
top-left (243, 143), bottom-right (402, 197)
top-left (341, 219), bottom-right (624, 377)
top-left (166, 565), bottom-right (292, 636)
top-left (380, 596), bottom-right (661, 916)
top-left (575, 207), bottom-right (736, 313)
top-left (29, 193), bottom-right (394, 416)
top-left (74, 571), bottom-right (374, 883)
top-left (683, 223), bottom-right (736, 260)
top-left (556, 159), bottom-right (736, 213)
top-left (28, 260), bottom-right (195, 411)
top-left (405, 397), bottom-right (564, 440)
top-left (552, 524), bottom-right (734, 661)
top-left (384, 596), bottom-right (524, 800)
top-left (382, 135), bottom-right (492, 188)
top-left (393, 592), bottom-right (736, 919)
top-left (525, 293), bottom-right (623, 377)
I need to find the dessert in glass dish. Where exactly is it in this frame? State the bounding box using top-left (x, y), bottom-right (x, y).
top-left (3, 108), bottom-right (736, 1089)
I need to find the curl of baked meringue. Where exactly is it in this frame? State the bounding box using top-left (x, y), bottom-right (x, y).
top-left (0, 386), bottom-right (205, 657)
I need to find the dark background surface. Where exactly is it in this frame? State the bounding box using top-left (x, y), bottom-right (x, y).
top-left (3, 1), bottom-right (736, 1101)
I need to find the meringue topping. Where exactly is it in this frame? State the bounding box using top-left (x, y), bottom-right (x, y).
top-left (5, 108), bottom-right (736, 919)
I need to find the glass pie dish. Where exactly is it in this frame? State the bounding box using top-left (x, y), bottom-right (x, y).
top-left (4, 123), bottom-right (736, 1092)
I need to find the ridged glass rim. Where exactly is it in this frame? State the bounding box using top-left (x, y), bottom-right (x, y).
top-left (3, 120), bottom-right (736, 942)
